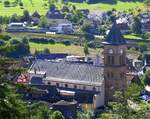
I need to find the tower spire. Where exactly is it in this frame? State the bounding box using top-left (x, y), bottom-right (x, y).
top-left (103, 21), bottom-right (126, 45)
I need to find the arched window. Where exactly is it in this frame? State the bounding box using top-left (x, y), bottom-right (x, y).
top-left (119, 55), bottom-right (125, 65)
top-left (74, 85), bottom-right (77, 89)
top-left (56, 83), bottom-right (59, 87)
top-left (93, 87), bottom-right (96, 91)
top-left (48, 82), bottom-right (51, 85)
top-left (65, 84), bottom-right (68, 88)
top-left (107, 72), bottom-right (110, 78)
top-left (107, 56), bottom-right (115, 65)
top-left (120, 72), bottom-right (124, 79)
top-left (111, 72), bottom-right (114, 78)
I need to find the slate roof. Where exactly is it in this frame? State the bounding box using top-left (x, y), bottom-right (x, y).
top-left (32, 11), bottom-right (41, 18)
top-left (30, 60), bottom-right (104, 83)
top-left (46, 9), bottom-right (64, 19)
top-left (103, 22), bottom-right (126, 45)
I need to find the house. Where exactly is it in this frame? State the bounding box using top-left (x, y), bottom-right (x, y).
top-left (79, 9), bottom-right (89, 17)
top-left (141, 20), bottom-right (150, 32)
top-left (116, 18), bottom-right (130, 34)
top-left (31, 11), bottom-right (41, 25)
top-left (51, 100), bottom-right (77, 119)
top-left (144, 54), bottom-right (150, 67)
top-left (7, 22), bottom-right (27, 32)
top-left (140, 13), bottom-right (150, 32)
top-left (46, 8), bottom-right (73, 34)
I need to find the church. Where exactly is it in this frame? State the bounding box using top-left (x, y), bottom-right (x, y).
top-left (21, 22), bottom-right (128, 110)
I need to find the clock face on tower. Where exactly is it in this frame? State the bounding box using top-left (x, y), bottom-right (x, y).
top-left (119, 49), bottom-right (123, 54)
top-left (108, 49), bottom-right (113, 54)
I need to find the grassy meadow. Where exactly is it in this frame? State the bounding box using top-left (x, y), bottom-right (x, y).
top-left (0, 0), bottom-right (146, 16)
top-left (29, 42), bottom-right (100, 56)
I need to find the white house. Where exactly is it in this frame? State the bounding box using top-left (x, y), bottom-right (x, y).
top-left (7, 22), bottom-right (27, 31)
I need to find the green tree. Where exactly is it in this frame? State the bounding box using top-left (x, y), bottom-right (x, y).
top-left (131, 16), bottom-right (142, 34)
top-left (0, 58), bottom-right (28, 119)
top-left (43, 48), bottom-right (50, 54)
top-left (81, 22), bottom-right (91, 33)
top-left (4, 1), bottom-right (10, 7)
top-left (39, 16), bottom-right (49, 28)
top-left (142, 69), bottom-right (150, 86)
top-left (126, 83), bottom-right (143, 101)
top-left (138, 42), bottom-right (147, 53)
top-left (77, 111), bottom-right (93, 119)
top-left (51, 111), bottom-right (65, 119)
top-left (84, 42), bottom-right (89, 56)
top-left (21, 10), bottom-right (30, 22)
top-left (9, 13), bottom-right (20, 22)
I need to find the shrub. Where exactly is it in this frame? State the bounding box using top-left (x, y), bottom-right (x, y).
top-left (19, 2), bottom-right (23, 6)
top-left (3, 35), bottom-right (11, 41)
top-left (43, 48), bottom-right (50, 54)
top-left (0, 39), bottom-right (5, 46)
top-left (87, 41), bottom-right (95, 48)
top-left (62, 40), bottom-right (71, 46)
top-left (10, 39), bottom-right (20, 44)
top-left (49, 39), bottom-right (55, 44)
top-left (4, 1), bottom-right (10, 7)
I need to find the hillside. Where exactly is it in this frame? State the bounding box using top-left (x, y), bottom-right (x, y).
top-left (0, 0), bottom-right (146, 16)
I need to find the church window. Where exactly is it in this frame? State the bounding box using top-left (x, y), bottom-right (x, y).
top-left (93, 87), bottom-right (96, 91)
top-left (112, 56), bottom-right (114, 64)
top-left (83, 86), bottom-right (86, 90)
top-left (48, 82), bottom-right (51, 85)
top-left (56, 83), bottom-right (59, 87)
top-left (120, 72), bottom-right (124, 79)
top-left (111, 72), bottom-right (114, 78)
top-left (119, 55), bottom-right (124, 65)
top-left (74, 85), bottom-right (77, 88)
top-left (107, 56), bottom-right (115, 65)
top-left (107, 72), bottom-right (110, 78)
top-left (65, 84), bottom-right (68, 88)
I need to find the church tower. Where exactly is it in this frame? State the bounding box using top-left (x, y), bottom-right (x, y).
top-left (103, 22), bottom-right (127, 102)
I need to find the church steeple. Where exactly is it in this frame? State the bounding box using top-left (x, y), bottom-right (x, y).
top-left (103, 22), bottom-right (127, 102)
top-left (103, 21), bottom-right (126, 45)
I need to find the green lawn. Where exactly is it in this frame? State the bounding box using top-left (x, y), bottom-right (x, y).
top-left (69, 1), bottom-right (144, 11)
top-left (3, 32), bottom-right (79, 40)
top-left (0, 0), bottom-right (49, 16)
top-left (124, 34), bottom-right (150, 40)
top-left (0, 0), bottom-right (146, 16)
top-left (124, 34), bottom-right (143, 40)
top-left (29, 42), bottom-right (99, 56)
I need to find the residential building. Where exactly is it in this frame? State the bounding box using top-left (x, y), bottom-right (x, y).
top-left (46, 8), bottom-right (73, 34)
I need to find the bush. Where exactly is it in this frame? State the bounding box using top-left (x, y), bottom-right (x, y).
top-left (3, 35), bottom-right (11, 41)
top-left (43, 48), bottom-right (50, 54)
top-left (4, 1), bottom-right (10, 7)
top-left (0, 39), bottom-right (5, 46)
top-left (10, 39), bottom-right (20, 44)
top-left (19, 2), bottom-right (23, 6)
top-left (62, 40), bottom-right (71, 46)
top-left (30, 38), bottom-right (49, 44)
top-left (49, 39), bottom-right (55, 44)
top-left (87, 41), bottom-right (95, 48)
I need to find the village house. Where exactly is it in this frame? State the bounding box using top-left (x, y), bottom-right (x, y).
top-left (116, 17), bottom-right (130, 34)
top-left (31, 11), bottom-right (41, 25)
top-left (7, 22), bottom-right (27, 32)
top-left (140, 13), bottom-right (150, 32)
top-left (46, 7), bottom-right (73, 34)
